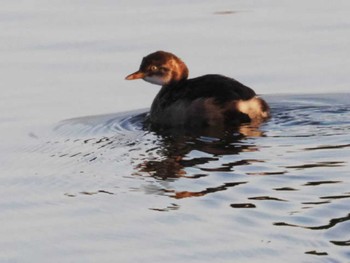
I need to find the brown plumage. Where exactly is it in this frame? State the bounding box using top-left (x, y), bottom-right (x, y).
top-left (125, 51), bottom-right (270, 127)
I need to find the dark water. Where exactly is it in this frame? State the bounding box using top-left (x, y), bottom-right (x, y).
top-left (7, 93), bottom-right (347, 263)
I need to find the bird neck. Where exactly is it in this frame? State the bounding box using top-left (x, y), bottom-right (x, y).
top-left (169, 57), bottom-right (189, 83)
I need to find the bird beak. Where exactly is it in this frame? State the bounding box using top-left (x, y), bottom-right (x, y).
top-left (125, 71), bottom-right (145, 80)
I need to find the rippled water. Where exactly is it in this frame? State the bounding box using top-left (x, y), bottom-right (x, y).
top-left (3, 93), bottom-right (348, 263)
top-left (2, 1), bottom-right (350, 262)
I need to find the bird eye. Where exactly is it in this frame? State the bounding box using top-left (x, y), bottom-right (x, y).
top-left (150, 65), bottom-right (158, 71)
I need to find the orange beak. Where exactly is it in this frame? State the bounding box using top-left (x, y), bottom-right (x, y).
top-left (125, 71), bottom-right (146, 80)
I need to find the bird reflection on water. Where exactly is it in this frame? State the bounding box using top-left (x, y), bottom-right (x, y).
top-left (54, 109), bottom-right (267, 199)
top-left (141, 124), bottom-right (263, 174)
top-left (52, 93), bottom-right (350, 204)
top-left (134, 119), bottom-right (265, 198)
top-left (33, 94), bottom-right (350, 262)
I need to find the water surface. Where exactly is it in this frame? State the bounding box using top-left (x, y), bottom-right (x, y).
top-left (1, 1), bottom-right (350, 263)
top-left (2, 93), bottom-right (349, 263)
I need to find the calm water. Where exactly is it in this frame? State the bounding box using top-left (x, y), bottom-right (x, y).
top-left (1, 1), bottom-right (350, 263)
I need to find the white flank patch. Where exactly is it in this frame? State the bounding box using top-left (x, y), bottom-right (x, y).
top-left (237, 97), bottom-right (269, 119)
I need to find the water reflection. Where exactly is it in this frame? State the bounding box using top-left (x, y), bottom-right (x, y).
top-left (135, 121), bottom-right (265, 198)
top-left (54, 112), bottom-right (267, 199)
top-left (274, 213), bottom-right (350, 230)
top-left (140, 125), bottom-right (262, 171)
top-left (23, 94), bottom-right (350, 262)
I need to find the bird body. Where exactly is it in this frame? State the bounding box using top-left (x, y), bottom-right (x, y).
top-left (126, 51), bottom-right (269, 127)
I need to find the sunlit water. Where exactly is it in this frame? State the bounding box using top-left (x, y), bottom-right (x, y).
top-left (2, 93), bottom-right (349, 263)
top-left (1, 1), bottom-right (350, 263)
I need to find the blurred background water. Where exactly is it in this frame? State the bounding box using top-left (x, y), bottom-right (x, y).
top-left (1, 1), bottom-right (349, 262)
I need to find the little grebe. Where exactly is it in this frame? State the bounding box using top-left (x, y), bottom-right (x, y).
top-left (125, 51), bottom-right (270, 127)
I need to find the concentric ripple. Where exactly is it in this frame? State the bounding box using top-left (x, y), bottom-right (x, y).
top-left (5, 93), bottom-right (350, 263)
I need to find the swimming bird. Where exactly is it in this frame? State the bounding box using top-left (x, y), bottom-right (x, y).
top-left (125, 51), bottom-right (269, 127)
